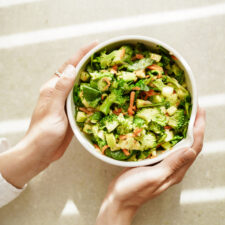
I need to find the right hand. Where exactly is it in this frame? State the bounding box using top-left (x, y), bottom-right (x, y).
top-left (96, 107), bottom-right (206, 225)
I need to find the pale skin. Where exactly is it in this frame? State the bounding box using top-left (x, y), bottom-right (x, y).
top-left (96, 107), bottom-right (206, 225)
top-left (0, 42), bottom-right (206, 225)
top-left (0, 41), bottom-right (98, 188)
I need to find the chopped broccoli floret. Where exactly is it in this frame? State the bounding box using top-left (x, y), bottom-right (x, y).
top-left (83, 124), bottom-right (92, 134)
top-left (141, 132), bottom-right (157, 150)
top-left (167, 106), bottom-right (177, 116)
top-left (171, 64), bottom-right (185, 84)
top-left (89, 70), bottom-right (114, 80)
top-left (170, 135), bottom-right (183, 146)
top-left (131, 79), bottom-right (150, 91)
top-left (99, 89), bottom-right (125, 115)
top-left (90, 112), bottom-right (103, 123)
top-left (99, 45), bottom-right (133, 69)
top-left (112, 79), bottom-right (131, 93)
top-left (118, 134), bottom-right (142, 150)
top-left (116, 117), bottom-right (133, 134)
top-left (117, 71), bottom-right (137, 82)
top-left (149, 122), bottom-right (164, 135)
top-left (105, 133), bottom-right (119, 150)
top-left (161, 142), bottom-right (171, 150)
top-left (97, 77), bottom-right (112, 92)
top-left (136, 108), bottom-right (167, 126)
top-left (128, 58), bottom-right (153, 71)
top-left (133, 117), bottom-right (147, 128)
top-left (153, 79), bottom-right (165, 91)
top-left (166, 76), bottom-right (189, 100)
top-left (164, 129), bottom-right (174, 142)
top-left (166, 93), bottom-right (178, 106)
top-left (152, 95), bottom-right (165, 103)
top-left (168, 109), bottom-right (185, 130)
top-left (100, 114), bottom-right (119, 132)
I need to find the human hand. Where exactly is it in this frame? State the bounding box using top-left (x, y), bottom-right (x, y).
top-left (25, 41), bottom-right (97, 164)
top-left (0, 41), bottom-right (98, 188)
top-left (96, 107), bottom-right (206, 225)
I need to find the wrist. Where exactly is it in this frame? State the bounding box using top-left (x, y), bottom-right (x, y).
top-left (96, 192), bottom-right (137, 225)
top-left (0, 138), bottom-right (49, 188)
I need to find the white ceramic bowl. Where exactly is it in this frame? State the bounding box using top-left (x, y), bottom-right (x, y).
top-left (66, 35), bottom-right (197, 167)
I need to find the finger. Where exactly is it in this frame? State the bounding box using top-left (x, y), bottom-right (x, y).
top-left (192, 107), bottom-right (206, 155)
top-left (39, 41), bottom-right (98, 104)
top-left (153, 161), bottom-right (191, 196)
top-left (53, 64), bottom-right (77, 103)
top-left (157, 147), bottom-right (196, 179)
top-left (58, 41), bottom-right (98, 73)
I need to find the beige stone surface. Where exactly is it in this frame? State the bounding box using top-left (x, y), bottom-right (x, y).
top-left (0, 0), bottom-right (225, 225)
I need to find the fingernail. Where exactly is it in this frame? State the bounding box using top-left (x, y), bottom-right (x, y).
top-left (62, 64), bottom-right (76, 78)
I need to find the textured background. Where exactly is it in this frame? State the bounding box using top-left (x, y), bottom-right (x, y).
top-left (0, 0), bottom-right (225, 224)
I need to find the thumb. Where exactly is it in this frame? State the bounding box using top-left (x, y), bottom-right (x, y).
top-left (54, 64), bottom-right (76, 102)
top-left (157, 148), bottom-right (196, 178)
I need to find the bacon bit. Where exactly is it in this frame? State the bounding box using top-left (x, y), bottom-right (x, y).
top-left (176, 102), bottom-right (180, 107)
top-left (143, 89), bottom-right (159, 100)
top-left (135, 54), bottom-right (144, 59)
top-left (157, 74), bottom-right (162, 79)
top-left (164, 126), bottom-right (172, 130)
top-left (145, 75), bottom-right (150, 78)
top-left (150, 155), bottom-right (157, 159)
top-left (101, 145), bottom-right (109, 154)
top-left (79, 107), bottom-right (93, 114)
top-left (102, 77), bottom-right (111, 91)
top-left (101, 95), bottom-right (105, 100)
top-left (122, 149), bottom-right (130, 156)
top-left (112, 65), bottom-right (118, 71)
top-left (86, 107), bottom-right (95, 112)
top-left (133, 128), bottom-right (143, 137)
top-left (173, 90), bottom-right (176, 94)
top-left (148, 64), bottom-right (164, 77)
top-left (93, 144), bottom-right (100, 150)
top-left (113, 108), bottom-right (122, 116)
top-left (171, 55), bottom-right (177, 60)
top-left (120, 134), bottom-right (128, 140)
top-left (132, 86), bottom-right (141, 91)
top-left (148, 64), bottom-right (163, 72)
top-left (165, 112), bottom-right (169, 116)
top-left (128, 91), bottom-right (136, 116)
top-left (156, 144), bottom-right (161, 148)
top-left (131, 54), bottom-right (144, 61)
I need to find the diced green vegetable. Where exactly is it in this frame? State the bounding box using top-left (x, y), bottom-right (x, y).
top-left (76, 111), bottom-right (87, 122)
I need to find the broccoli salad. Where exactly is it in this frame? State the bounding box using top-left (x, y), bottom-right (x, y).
top-left (73, 43), bottom-right (192, 161)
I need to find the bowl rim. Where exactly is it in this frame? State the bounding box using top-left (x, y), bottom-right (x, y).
top-left (66, 35), bottom-right (198, 167)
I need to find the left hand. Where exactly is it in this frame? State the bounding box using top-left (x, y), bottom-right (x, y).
top-left (0, 41), bottom-right (98, 188)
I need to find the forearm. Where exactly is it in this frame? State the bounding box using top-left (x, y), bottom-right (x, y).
top-left (96, 193), bottom-right (137, 225)
top-left (0, 138), bottom-right (49, 188)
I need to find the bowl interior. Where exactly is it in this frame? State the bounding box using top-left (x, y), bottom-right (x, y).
top-left (67, 36), bottom-right (197, 167)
